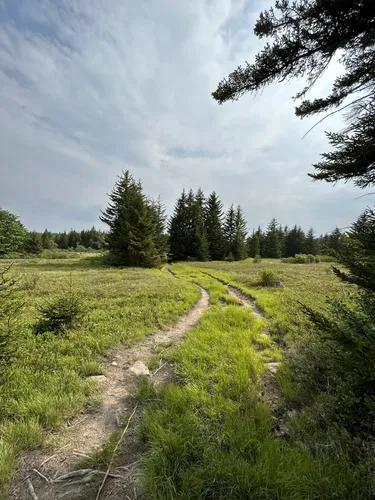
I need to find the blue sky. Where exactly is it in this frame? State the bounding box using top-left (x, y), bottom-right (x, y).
top-left (0, 0), bottom-right (371, 233)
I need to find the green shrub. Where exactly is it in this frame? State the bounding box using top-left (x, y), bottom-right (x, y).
top-left (253, 254), bottom-right (262, 263)
top-left (282, 254), bottom-right (336, 264)
top-left (260, 269), bottom-right (277, 286)
top-left (34, 279), bottom-right (84, 335)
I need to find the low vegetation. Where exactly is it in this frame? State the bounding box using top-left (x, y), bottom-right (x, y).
top-left (139, 265), bottom-right (371, 499)
top-left (0, 257), bottom-right (198, 486)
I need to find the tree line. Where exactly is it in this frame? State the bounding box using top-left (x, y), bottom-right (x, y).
top-left (1, 182), bottom-right (343, 261)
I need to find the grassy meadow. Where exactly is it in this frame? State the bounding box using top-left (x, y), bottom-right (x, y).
top-left (0, 256), bottom-right (199, 484)
top-left (0, 256), bottom-right (371, 499)
top-left (139, 261), bottom-right (371, 499)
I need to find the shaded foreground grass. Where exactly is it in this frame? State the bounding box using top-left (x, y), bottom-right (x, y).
top-left (139, 265), bottom-right (369, 499)
top-left (0, 257), bottom-right (199, 487)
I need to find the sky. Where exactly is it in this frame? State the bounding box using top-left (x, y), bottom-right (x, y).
top-left (0, 0), bottom-right (372, 234)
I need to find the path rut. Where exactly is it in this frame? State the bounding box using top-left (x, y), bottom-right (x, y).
top-left (11, 287), bottom-right (209, 500)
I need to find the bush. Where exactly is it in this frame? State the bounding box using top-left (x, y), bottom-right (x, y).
top-left (259, 269), bottom-right (277, 286)
top-left (253, 255), bottom-right (262, 263)
top-left (34, 279), bottom-right (84, 335)
top-left (281, 254), bottom-right (336, 264)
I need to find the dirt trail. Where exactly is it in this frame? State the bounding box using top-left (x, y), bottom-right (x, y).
top-left (11, 287), bottom-right (209, 500)
top-left (203, 273), bottom-right (295, 437)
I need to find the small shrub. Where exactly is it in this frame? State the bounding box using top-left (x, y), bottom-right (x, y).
top-left (259, 269), bottom-right (277, 286)
top-left (34, 277), bottom-right (84, 335)
top-left (253, 255), bottom-right (262, 263)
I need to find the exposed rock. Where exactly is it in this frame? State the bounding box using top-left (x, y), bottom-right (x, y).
top-left (111, 361), bottom-right (119, 366)
top-left (274, 281), bottom-right (285, 288)
top-left (129, 360), bottom-right (150, 376)
top-left (87, 375), bottom-right (107, 383)
top-left (266, 362), bottom-right (279, 375)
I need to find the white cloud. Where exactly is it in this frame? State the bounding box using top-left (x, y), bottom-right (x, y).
top-left (0, 0), bottom-right (371, 232)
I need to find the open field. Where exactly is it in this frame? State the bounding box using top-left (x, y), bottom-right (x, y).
top-left (0, 257), bottom-right (199, 486)
top-left (0, 257), bottom-right (372, 499)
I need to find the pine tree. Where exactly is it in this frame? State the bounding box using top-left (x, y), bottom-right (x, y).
top-left (223, 204), bottom-right (236, 258)
top-left (304, 228), bottom-right (318, 255)
top-left (212, 0), bottom-right (375, 187)
top-left (57, 232), bottom-right (69, 250)
top-left (100, 170), bottom-right (162, 267)
top-left (205, 192), bottom-right (225, 261)
top-left (285, 226), bottom-right (306, 257)
top-left (150, 196), bottom-right (169, 261)
top-left (247, 230), bottom-right (260, 258)
top-left (24, 232), bottom-right (43, 255)
top-left (68, 230), bottom-right (81, 249)
top-left (192, 188), bottom-right (209, 261)
top-left (264, 218), bottom-right (282, 258)
top-left (169, 190), bottom-right (190, 261)
top-left (41, 229), bottom-right (56, 250)
top-left (233, 206), bottom-right (247, 260)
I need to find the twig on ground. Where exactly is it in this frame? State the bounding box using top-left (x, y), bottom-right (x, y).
top-left (95, 403), bottom-right (139, 500)
top-left (39, 443), bottom-right (69, 467)
top-left (32, 468), bottom-right (50, 483)
top-left (26, 477), bottom-right (39, 500)
top-left (152, 361), bottom-right (169, 376)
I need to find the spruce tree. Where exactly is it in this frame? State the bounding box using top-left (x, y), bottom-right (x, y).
top-left (212, 0), bottom-right (375, 187)
top-left (68, 230), bottom-right (80, 249)
top-left (100, 170), bottom-right (162, 267)
top-left (205, 192), bottom-right (225, 261)
top-left (264, 218), bottom-right (282, 258)
top-left (192, 188), bottom-right (209, 261)
top-left (285, 225), bottom-right (306, 257)
top-left (233, 206), bottom-right (247, 260)
top-left (247, 230), bottom-right (260, 258)
top-left (304, 228), bottom-right (318, 255)
top-left (24, 232), bottom-right (43, 255)
top-left (169, 190), bottom-right (190, 261)
top-left (223, 204), bottom-right (236, 258)
top-left (150, 196), bottom-right (169, 261)
top-left (41, 229), bottom-right (56, 250)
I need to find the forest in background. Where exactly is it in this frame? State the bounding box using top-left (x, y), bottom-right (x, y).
top-left (0, 184), bottom-right (343, 262)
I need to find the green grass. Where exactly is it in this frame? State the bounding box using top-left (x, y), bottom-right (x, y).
top-left (139, 264), bottom-right (369, 499)
top-left (0, 257), bottom-right (198, 485)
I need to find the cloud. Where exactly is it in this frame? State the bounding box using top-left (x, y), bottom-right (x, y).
top-left (0, 0), bottom-right (372, 233)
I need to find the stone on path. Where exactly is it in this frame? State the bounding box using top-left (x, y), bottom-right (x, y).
top-left (129, 360), bottom-right (150, 376)
top-left (266, 362), bottom-right (279, 375)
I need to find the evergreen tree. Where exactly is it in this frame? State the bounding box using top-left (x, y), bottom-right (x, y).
top-left (246, 230), bottom-right (261, 258)
top-left (264, 218), bottom-right (282, 258)
top-left (150, 196), bottom-right (169, 261)
top-left (212, 0), bottom-right (375, 187)
top-left (169, 190), bottom-right (190, 261)
top-left (223, 204), bottom-right (236, 258)
top-left (304, 228), bottom-right (318, 255)
top-left (233, 205), bottom-right (247, 260)
top-left (192, 188), bottom-right (209, 261)
top-left (24, 231), bottom-right (43, 255)
top-left (41, 229), bottom-right (56, 250)
top-left (100, 170), bottom-right (163, 267)
top-left (57, 231), bottom-right (69, 250)
top-left (285, 225), bottom-right (306, 257)
top-left (0, 209), bottom-right (27, 254)
top-left (205, 192), bottom-right (225, 261)
top-left (68, 230), bottom-right (81, 249)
